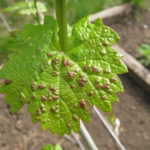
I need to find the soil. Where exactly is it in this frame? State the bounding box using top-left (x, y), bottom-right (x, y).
top-left (104, 10), bottom-right (150, 59)
top-left (0, 10), bottom-right (150, 150)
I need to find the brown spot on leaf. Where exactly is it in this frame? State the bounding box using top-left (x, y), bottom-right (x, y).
top-left (80, 78), bottom-right (88, 83)
top-left (79, 77), bottom-right (88, 87)
top-left (50, 106), bottom-right (57, 113)
top-left (74, 69), bottom-right (79, 72)
top-left (4, 80), bottom-right (12, 85)
top-left (110, 77), bottom-right (117, 82)
top-left (49, 87), bottom-right (56, 92)
top-left (67, 72), bottom-right (76, 78)
top-left (70, 85), bottom-right (75, 89)
top-left (63, 58), bottom-right (72, 66)
top-left (38, 84), bottom-right (45, 89)
top-left (52, 96), bottom-right (59, 101)
top-left (41, 96), bottom-right (47, 101)
top-left (88, 91), bottom-right (95, 96)
top-left (96, 84), bottom-right (101, 89)
top-left (31, 83), bottom-right (36, 91)
top-left (31, 96), bottom-right (36, 100)
top-left (73, 115), bottom-right (79, 121)
top-left (79, 81), bottom-right (86, 87)
top-left (80, 100), bottom-right (87, 109)
top-left (51, 71), bottom-right (58, 76)
top-left (102, 84), bottom-right (110, 90)
top-left (92, 66), bottom-right (100, 73)
top-left (83, 66), bottom-right (88, 71)
top-left (53, 58), bottom-right (59, 64)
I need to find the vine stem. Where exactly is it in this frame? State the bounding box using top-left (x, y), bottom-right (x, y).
top-left (33, 0), bottom-right (40, 24)
top-left (55, 0), bottom-right (68, 51)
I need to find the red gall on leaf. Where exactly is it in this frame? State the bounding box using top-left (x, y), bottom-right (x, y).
top-left (92, 66), bottom-right (100, 73)
top-left (83, 66), bottom-right (88, 71)
top-left (4, 80), bottom-right (12, 85)
top-left (96, 84), bottom-right (101, 89)
top-left (41, 96), bottom-right (47, 101)
top-left (38, 84), bottom-right (45, 89)
top-left (67, 72), bottom-right (76, 78)
top-left (50, 106), bottom-right (57, 113)
top-left (110, 77), bottom-right (117, 82)
top-left (79, 81), bottom-right (86, 87)
top-left (63, 58), bottom-right (72, 66)
top-left (79, 77), bottom-right (88, 87)
top-left (79, 100), bottom-right (87, 109)
top-left (80, 78), bottom-right (88, 83)
top-left (102, 84), bottom-right (110, 90)
top-left (49, 87), bottom-right (56, 92)
top-left (51, 71), bottom-right (58, 76)
top-left (52, 96), bottom-right (59, 101)
top-left (88, 91), bottom-right (95, 96)
top-left (70, 85), bottom-right (75, 89)
top-left (53, 58), bottom-right (59, 64)
top-left (31, 83), bottom-right (36, 91)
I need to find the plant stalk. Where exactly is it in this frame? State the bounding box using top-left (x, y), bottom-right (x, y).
top-left (55, 0), bottom-right (68, 51)
top-left (33, 0), bottom-right (40, 24)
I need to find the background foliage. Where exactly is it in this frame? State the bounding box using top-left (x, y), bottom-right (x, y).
top-left (0, 0), bottom-right (149, 63)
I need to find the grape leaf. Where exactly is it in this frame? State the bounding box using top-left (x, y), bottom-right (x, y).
top-left (0, 16), bottom-right (128, 135)
top-left (3, 1), bottom-right (47, 15)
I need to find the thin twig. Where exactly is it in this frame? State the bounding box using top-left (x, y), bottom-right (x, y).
top-left (33, 0), bottom-right (40, 24)
top-left (0, 12), bottom-right (12, 32)
top-left (72, 132), bottom-right (86, 150)
top-left (90, 3), bottom-right (132, 22)
top-left (93, 106), bottom-right (126, 150)
top-left (64, 134), bottom-right (76, 144)
top-left (33, 0), bottom-right (44, 24)
top-left (80, 121), bottom-right (99, 150)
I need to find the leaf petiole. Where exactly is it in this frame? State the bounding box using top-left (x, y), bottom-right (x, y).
top-left (55, 0), bottom-right (68, 52)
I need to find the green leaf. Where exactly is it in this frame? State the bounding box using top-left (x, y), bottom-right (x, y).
top-left (3, 1), bottom-right (47, 15)
top-left (139, 44), bottom-right (150, 67)
top-left (0, 16), bottom-right (128, 135)
top-left (42, 144), bottom-right (63, 150)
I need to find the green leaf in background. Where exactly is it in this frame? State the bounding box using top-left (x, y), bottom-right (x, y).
top-left (0, 32), bottom-right (17, 62)
top-left (42, 144), bottom-right (63, 150)
top-left (3, 1), bottom-right (47, 15)
top-left (68, 0), bottom-right (106, 24)
top-left (0, 16), bottom-right (128, 135)
top-left (139, 44), bottom-right (150, 68)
